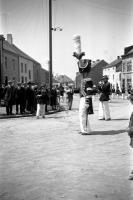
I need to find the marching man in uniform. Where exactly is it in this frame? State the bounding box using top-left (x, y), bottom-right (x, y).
top-left (79, 78), bottom-right (94, 135)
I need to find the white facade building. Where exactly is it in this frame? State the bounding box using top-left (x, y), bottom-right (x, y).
top-left (103, 57), bottom-right (122, 91)
top-left (122, 54), bottom-right (133, 90)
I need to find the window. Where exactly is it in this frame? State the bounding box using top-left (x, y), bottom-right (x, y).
top-left (119, 73), bottom-right (121, 81)
top-left (5, 57), bottom-right (7, 69)
top-left (127, 60), bottom-right (132, 72)
top-left (113, 74), bottom-right (114, 80)
top-left (29, 70), bottom-right (31, 80)
top-left (21, 63), bottom-right (23, 73)
top-left (21, 76), bottom-right (24, 83)
top-left (123, 62), bottom-right (126, 72)
top-left (25, 77), bottom-right (27, 82)
top-left (37, 70), bottom-right (38, 78)
top-left (25, 64), bottom-right (27, 73)
top-left (12, 59), bottom-right (15, 70)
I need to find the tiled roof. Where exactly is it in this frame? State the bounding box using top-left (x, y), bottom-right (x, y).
top-left (103, 58), bottom-right (122, 69)
top-left (12, 44), bottom-right (39, 63)
top-left (3, 40), bottom-right (17, 54)
top-left (3, 40), bottom-right (39, 64)
top-left (126, 48), bottom-right (133, 55)
top-left (91, 60), bottom-right (108, 68)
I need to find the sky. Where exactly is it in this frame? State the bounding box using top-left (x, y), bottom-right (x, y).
top-left (0, 0), bottom-right (133, 80)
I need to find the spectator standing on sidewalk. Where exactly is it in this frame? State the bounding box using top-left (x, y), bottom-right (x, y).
top-left (36, 86), bottom-right (48, 119)
top-left (116, 85), bottom-right (121, 99)
top-left (121, 85), bottom-right (125, 99)
top-left (19, 83), bottom-right (26, 114)
top-left (79, 78), bottom-right (94, 135)
top-left (50, 85), bottom-right (57, 110)
top-left (111, 85), bottom-right (115, 99)
top-left (59, 84), bottom-right (64, 102)
top-left (66, 86), bottom-right (74, 110)
top-left (21, 82), bottom-right (27, 113)
top-left (4, 80), bottom-right (14, 115)
top-left (0, 84), bottom-right (4, 106)
top-left (98, 75), bottom-right (111, 120)
top-left (26, 82), bottom-right (36, 114)
top-left (15, 82), bottom-right (21, 114)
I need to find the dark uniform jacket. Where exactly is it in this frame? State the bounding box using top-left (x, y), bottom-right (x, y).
top-left (98, 82), bottom-right (111, 101)
top-left (36, 91), bottom-right (48, 105)
top-left (80, 81), bottom-right (94, 115)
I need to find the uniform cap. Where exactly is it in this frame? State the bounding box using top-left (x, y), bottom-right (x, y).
top-left (102, 75), bottom-right (108, 79)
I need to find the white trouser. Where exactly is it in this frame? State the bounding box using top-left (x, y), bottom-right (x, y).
top-left (79, 97), bottom-right (91, 133)
top-left (111, 93), bottom-right (115, 99)
top-left (122, 93), bottom-right (125, 99)
top-left (99, 101), bottom-right (111, 120)
top-left (130, 104), bottom-right (133, 113)
top-left (36, 104), bottom-right (45, 117)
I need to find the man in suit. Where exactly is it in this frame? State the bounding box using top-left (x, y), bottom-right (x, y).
top-left (98, 75), bottom-right (111, 120)
top-left (4, 80), bottom-right (14, 115)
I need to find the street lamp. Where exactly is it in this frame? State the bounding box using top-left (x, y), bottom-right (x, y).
top-left (0, 35), bottom-right (5, 85)
top-left (52, 27), bottom-right (63, 31)
top-left (49, 0), bottom-right (63, 91)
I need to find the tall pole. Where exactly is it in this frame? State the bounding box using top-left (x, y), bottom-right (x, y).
top-left (0, 35), bottom-right (5, 85)
top-left (49, 0), bottom-right (52, 91)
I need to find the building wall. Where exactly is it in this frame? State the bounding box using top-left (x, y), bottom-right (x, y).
top-left (122, 56), bottom-right (133, 89)
top-left (19, 57), bottom-right (33, 83)
top-left (103, 66), bottom-right (122, 91)
top-left (87, 60), bottom-right (108, 86)
top-left (2, 50), bottom-right (19, 84)
top-left (33, 62), bottom-right (41, 85)
top-left (75, 60), bottom-right (108, 89)
top-left (40, 68), bottom-right (49, 85)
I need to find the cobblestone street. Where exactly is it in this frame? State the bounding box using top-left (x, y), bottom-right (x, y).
top-left (0, 95), bottom-right (133, 200)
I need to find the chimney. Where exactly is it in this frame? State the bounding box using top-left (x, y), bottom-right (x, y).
top-left (7, 34), bottom-right (13, 44)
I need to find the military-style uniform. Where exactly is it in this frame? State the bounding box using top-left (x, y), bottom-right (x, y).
top-left (98, 76), bottom-right (111, 120)
top-left (79, 78), bottom-right (94, 134)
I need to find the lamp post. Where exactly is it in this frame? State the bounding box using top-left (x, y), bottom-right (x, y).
top-left (49, 0), bottom-right (52, 91)
top-left (49, 0), bottom-right (62, 91)
top-left (0, 35), bottom-right (5, 85)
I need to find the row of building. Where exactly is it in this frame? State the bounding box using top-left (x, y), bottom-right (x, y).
top-left (75, 45), bottom-right (133, 91)
top-left (0, 34), bottom-right (49, 86)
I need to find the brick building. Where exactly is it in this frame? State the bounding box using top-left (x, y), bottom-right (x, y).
top-left (0, 34), bottom-right (49, 86)
top-left (75, 59), bottom-right (108, 88)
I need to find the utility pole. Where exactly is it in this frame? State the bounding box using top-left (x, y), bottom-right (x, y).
top-left (48, 0), bottom-right (62, 91)
top-left (0, 35), bottom-right (5, 85)
top-left (49, 0), bottom-right (52, 91)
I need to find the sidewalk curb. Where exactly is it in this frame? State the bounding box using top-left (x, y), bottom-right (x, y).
top-left (0, 107), bottom-right (65, 119)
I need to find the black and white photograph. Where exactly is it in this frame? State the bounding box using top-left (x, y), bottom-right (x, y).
top-left (0, 0), bottom-right (133, 199)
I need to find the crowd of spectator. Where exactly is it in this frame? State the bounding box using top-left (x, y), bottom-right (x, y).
top-left (0, 80), bottom-right (70, 116)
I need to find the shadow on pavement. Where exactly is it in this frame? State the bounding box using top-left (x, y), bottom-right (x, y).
top-left (86, 129), bottom-right (126, 135)
top-left (111, 118), bottom-right (129, 121)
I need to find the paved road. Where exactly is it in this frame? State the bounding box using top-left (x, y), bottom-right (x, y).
top-left (0, 95), bottom-right (133, 200)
